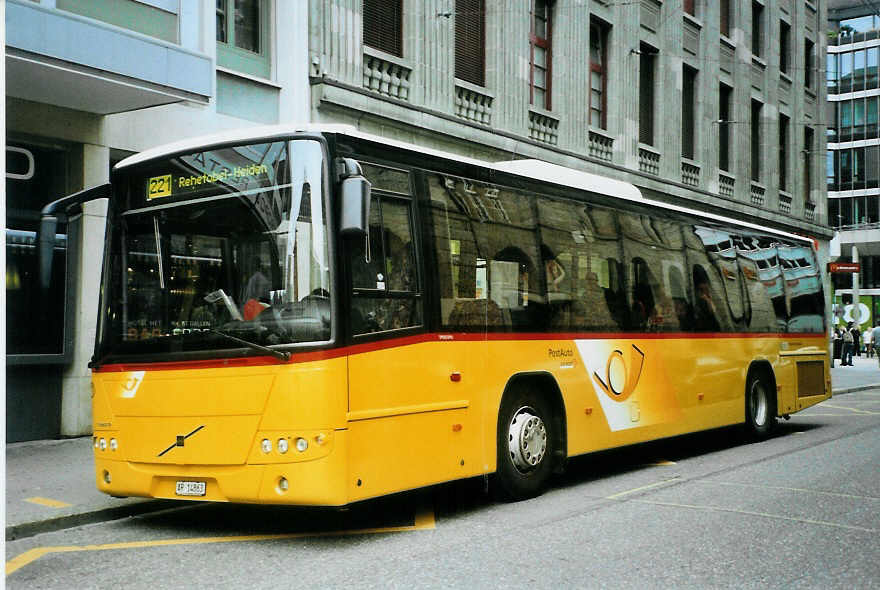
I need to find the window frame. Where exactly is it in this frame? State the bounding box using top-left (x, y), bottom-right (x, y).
top-left (349, 162), bottom-right (423, 338)
top-left (682, 64), bottom-right (698, 160)
top-left (639, 43), bottom-right (657, 146)
top-left (779, 113), bottom-right (790, 192)
top-left (779, 20), bottom-right (791, 75)
top-left (363, 0), bottom-right (404, 58)
top-left (455, 0), bottom-right (486, 87)
top-left (719, 83), bottom-right (733, 172)
top-left (751, 1), bottom-right (764, 58)
top-left (530, 0), bottom-right (553, 111)
top-left (805, 38), bottom-right (815, 90)
top-left (720, 0), bottom-right (731, 38)
top-left (751, 99), bottom-right (763, 182)
top-left (589, 18), bottom-right (609, 130)
top-left (216, 0), bottom-right (271, 79)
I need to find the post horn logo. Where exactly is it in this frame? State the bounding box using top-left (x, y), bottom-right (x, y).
top-left (592, 345), bottom-right (645, 402)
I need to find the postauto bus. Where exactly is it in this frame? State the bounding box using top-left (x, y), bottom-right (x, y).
top-left (38, 125), bottom-right (831, 505)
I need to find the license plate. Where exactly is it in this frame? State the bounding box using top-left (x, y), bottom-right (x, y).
top-left (175, 481), bottom-right (206, 497)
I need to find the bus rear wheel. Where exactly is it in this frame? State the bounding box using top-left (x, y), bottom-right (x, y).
top-left (495, 388), bottom-right (557, 501)
top-left (745, 370), bottom-right (776, 439)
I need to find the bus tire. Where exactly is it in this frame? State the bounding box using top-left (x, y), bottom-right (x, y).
top-left (495, 387), bottom-right (557, 501)
top-left (745, 368), bottom-right (776, 439)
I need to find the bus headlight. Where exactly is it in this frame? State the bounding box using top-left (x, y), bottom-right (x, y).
top-left (277, 438), bottom-right (289, 454)
top-left (99, 438), bottom-right (107, 451)
top-left (109, 438), bottom-right (118, 451)
top-left (261, 438), bottom-right (272, 454)
top-left (295, 437), bottom-right (308, 452)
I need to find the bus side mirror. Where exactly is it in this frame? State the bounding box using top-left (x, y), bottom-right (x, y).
top-left (339, 175), bottom-right (371, 236)
top-left (38, 183), bottom-right (112, 291)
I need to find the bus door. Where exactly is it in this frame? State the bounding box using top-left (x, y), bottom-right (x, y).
top-left (345, 165), bottom-right (473, 497)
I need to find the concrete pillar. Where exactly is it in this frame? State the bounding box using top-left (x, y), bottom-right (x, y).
top-left (179, 0), bottom-right (200, 51)
top-left (277, 0), bottom-right (310, 123)
top-left (853, 245), bottom-right (861, 326)
top-left (60, 143), bottom-right (109, 437)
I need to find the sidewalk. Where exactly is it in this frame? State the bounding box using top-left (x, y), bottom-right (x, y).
top-left (6, 357), bottom-right (880, 541)
top-left (5, 437), bottom-right (172, 541)
top-left (829, 353), bottom-right (880, 393)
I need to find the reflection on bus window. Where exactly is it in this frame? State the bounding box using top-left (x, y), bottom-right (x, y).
top-left (693, 265), bottom-right (721, 332)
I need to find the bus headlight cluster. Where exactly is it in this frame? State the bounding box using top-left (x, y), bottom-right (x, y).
top-left (94, 437), bottom-right (118, 452)
top-left (260, 436), bottom-right (310, 455)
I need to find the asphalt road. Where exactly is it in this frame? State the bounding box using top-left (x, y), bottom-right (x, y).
top-left (6, 390), bottom-right (879, 589)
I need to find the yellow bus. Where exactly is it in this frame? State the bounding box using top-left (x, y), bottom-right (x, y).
top-left (43, 125), bottom-right (831, 504)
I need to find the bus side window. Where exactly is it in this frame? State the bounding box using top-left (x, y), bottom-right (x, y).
top-left (350, 195), bottom-right (421, 335)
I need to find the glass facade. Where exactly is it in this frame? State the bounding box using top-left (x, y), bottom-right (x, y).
top-left (827, 22), bottom-right (880, 229)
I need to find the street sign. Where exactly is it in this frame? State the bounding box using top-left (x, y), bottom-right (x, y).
top-left (828, 262), bottom-right (861, 273)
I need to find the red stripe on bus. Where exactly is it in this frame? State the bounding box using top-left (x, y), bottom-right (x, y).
top-left (93, 331), bottom-right (827, 372)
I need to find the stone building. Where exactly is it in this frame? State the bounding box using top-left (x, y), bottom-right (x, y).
top-left (5, 0), bottom-right (829, 441)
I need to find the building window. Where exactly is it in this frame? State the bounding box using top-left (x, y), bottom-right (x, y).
top-left (853, 49), bottom-right (866, 92)
top-left (683, 0), bottom-right (695, 17)
top-left (530, 0), bottom-right (552, 110)
top-left (779, 20), bottom-right (790, 75)
top-left (779, 114), bottom-right (789, 192)
top-left (682, 65), bottom-right (697, 160)
top-left (639, 43), bottom-right (656, 146)
top-left (216, 0), bottom-right (269, 78)
top-left (589, 19), bottom-right (609, 129)
top-left (720, 0), bottom-right (731, 38)
top-left (804, 38), bottom-right (815, 89)
top-left (751, 99), bottom-right (762, 182)
top-left (363, 0), bottom-right (403, 57)
top-left (719, 83), bottom-right (732, 172)
top-left (751, 1), bottom-right (763, 58)
top-left (455, 0), bottom-right (485, 86)
top-left (804, 126), bottom-right (814, 203)
top-left (827, 53), bottom-right (838, 93)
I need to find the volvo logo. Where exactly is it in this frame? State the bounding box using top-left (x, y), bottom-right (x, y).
top-left (157, 425), bottom-right (205, 457)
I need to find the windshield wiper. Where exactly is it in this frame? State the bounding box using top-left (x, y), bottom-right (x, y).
top-left (210, 329), bottom-right (291, 362)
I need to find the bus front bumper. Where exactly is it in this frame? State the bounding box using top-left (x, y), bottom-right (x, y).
top-left (94, 430), bottom-right (350, 506)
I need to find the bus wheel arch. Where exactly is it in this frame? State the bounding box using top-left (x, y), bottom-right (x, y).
top-left (494, 372), bottom-right (567, 500)
top-left (745, 361), bottom-right (777, 439)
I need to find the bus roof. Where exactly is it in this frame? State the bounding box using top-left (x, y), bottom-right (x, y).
top-left (114, 124), bottom-right (814, 247)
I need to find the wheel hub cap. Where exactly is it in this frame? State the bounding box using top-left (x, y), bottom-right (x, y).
top-left (508, 407), bottom-right (547, 473)
top-left (751, 382), bottom-right (768, 426)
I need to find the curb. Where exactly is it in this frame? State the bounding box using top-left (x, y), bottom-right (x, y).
top-left (6, 500), bottom-right (178, 542)
top-left (831, 383), bottom-right (880, 396)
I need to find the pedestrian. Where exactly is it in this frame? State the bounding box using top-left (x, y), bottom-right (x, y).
top-left (873, 322), bottom-right (880, 368)
top-left (864, 326), bottom-right (873, 358)
top-left (841, 323), bottom-right (854, 366)
top-left (852, 323), bottom-right (862, 358)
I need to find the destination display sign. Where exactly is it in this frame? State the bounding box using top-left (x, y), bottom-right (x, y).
top-left (146, 163), bottom-right (270, 201)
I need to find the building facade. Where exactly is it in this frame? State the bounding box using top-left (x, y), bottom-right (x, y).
top-left (6, 0), bottom-right (830, 442)
top-left (826, 1), bottom-right (880, 328)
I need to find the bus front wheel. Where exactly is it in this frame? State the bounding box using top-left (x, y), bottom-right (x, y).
top-left (745, 369), bottom-right (776, 439)
top-left (495, 388), bottom-right (557, 501)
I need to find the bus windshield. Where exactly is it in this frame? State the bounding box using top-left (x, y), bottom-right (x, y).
top-left (96, 139), bottom-right (331, 361)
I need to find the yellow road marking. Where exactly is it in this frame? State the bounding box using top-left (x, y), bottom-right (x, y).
top-left (822, 403), bottom-right (880, 416)
top-left (634, 498), bottom-right (878, 533)
top-left (6, 506), bottom-right (435, 576)
top-left (699, 481), bottom-right (880, 501)
top-left (24, 497), bottom-right (72, 509)
top-left (606, 478), bottom-right (680, 500)
top-left (645, 460), bottom-right (676, 466)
